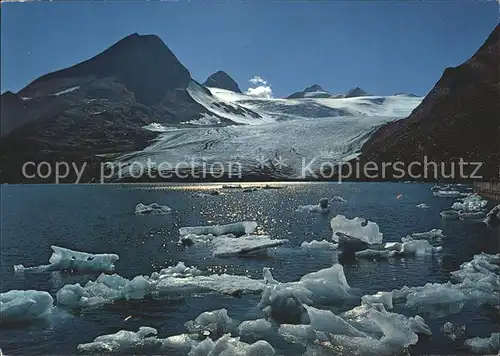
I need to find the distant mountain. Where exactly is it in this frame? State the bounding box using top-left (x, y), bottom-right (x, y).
top-left (393, 92), bottom-right (420, 98)
top-left (344, 87), bottom-right (369, 98)
top-left (203, 71), bottom-right (241, 93)
top-left (287, 84), bottom-right (332, 99)
top-left (0, 33), bottom-right (262, 182)
top-left (358, 24), bottom-right (500, 180)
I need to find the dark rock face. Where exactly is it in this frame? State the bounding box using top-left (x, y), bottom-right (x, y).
top-left (203, 71), bottom-right (241, 93)
top-left (358, 25), bottom-right (500, 181)
top-left (344, 87), bottom-right (369, 98)
top-left (286, 84), bottom-right (332, 99)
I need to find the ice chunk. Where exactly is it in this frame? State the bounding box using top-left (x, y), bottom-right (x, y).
top-left (441, 321), bottom-right (466, 341)
top-left (0, 290), bottom-right (53, 324)
top-left (401, 239), bottom-right (442, 256)
top-left (304, 305), bottom-right (367, 337)
top-left (185, 309), bottom-right (235, 337)
top-left (331, 196), bottom-right (347, 203)
top-left (14, 245), bottom-right (119, 274)
top-left (464, 333), bottom-right (499, 354)
top-left (296, 198), bottom-right (329, 213)
top-left (440, 210), bottom-right (459, 220)
top-left (212, 235), bottom-right (287, 257)
top-left (355, 249), bottom-right (398, 259)
top-left (237, 319), bottom-right (272, 337)
top-left (410, 229), bottom-right (444, 241)
top-left (57, 262), bottom-right (264, 308)
top-left (258, 262), bottom-right (351, 323)
top-left (356, 238), bottom-right (441, 260)
top-left (301, 240), bottom-right (338, 251)
top-left (458, 210), bottom-right (485, 220)
top-left (416, 203), bottom-right (429, 209)
top-left (330, 215), bottom-right (383, 244)
top-left (484, 204), bottom-right (500, 225)
top-left (435, 190), bottom-right (462, 198)
top-left (179, 222), bottom-right (258, 237)
top-left (452, 193), bottom-right (488, 212)
top-left (361, 291), bottom-right (393, 309)
top-left (188, 334), bottom-right (275, 356)
top-left (135, 203), bottom-right (172, 215)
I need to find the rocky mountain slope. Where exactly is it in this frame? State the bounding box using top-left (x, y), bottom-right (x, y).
top-left (358, 24), bottom-right (500, 181)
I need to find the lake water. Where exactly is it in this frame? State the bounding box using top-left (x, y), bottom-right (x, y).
top-left (1, 182), bottom-right (499, 355)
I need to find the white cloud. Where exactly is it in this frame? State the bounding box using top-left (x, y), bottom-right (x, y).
top-left (246, 76), bottom-right (273, 98)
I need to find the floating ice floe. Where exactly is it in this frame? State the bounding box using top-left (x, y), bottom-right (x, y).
top-left (279, 303), bottom-right (431, 356)
top-left (134, 203), bottom-right (172, 215)
top-left (416, 203), bottom-right (429, 209)
top-left (0, 290), bottom-right (54, 324)
top-left (188, 334), bottom-right (275, 356)
top-left (451, 193), bottom-right (488, 212)
top-left (434, 190), bottom-right (462, 198)
top-left (296, 198), bottom-right (329, 213)
top-left (458, 210), bottom-right (486, 220)
top-left (406, 229), bottom-right (444, 242)
top-left (331, 196), bottom-right (347, 203)
top-left (484, 204), bottom-right (500, 225)
top-left (77, 326), bottom-right (198, 354)
top-left (391, 253), bottom-right (500, 317)
top-left (179, 222), bottom-right (258, 237)
top-left (464, 332), bottom-right (499, 354)
top-left (300, 240), bottom-right (338, 251)
top-left (57, 262), bottom-right (265, 308)
top-left (258, 260), bottom-right (351, 323)
top-left (440, 210), bottom-right (459, 220)
top-left (441, 321), bottom-right (466, 341)
top-left (212, 235), bottom-right (287, 257)
top-left (185, 308), bottom-right (235, 337)
top-left (14, 245), bottom-right (119, 274)
top-left (237, 319), bottom-right (273, 337)
top-left (330, 215), bottom-right (383, 245)
top-left (355, 236), bottom-right (441, 260)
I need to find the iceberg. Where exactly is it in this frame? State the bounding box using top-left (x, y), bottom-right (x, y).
top-left (14, 245), bottom-right (119, 274)
top-left (441, 321), bottom-right (466, 341)
top-left (179, 222), bottom-right (258, 237)
top-left (296, 198), bottom-right (329, 213)
top-left (451, 193), bottom-right (488, 212)
top-left (408, 229), bottom-right (444, 242)
top-left (0, 290), bottom-right (54, 324)
top-left (330, 215), bottom-right (383, 244)
top-left (300, 240), bottom-right (338, 251)
top-left (458, 210), bottom-right (485, 220)
top-left (188, 334), bottom-right (275, 356)
top-left (484, 204), bottom-right (500, 225)
top-left (185, 308), bottom-right (235, 337)
top-left (361, 291), bottom-right (393, 310)
top-left (57, 262), bottom-right (265, 308)
top-left (356, 237), bottom-right (441, 259)
top-left (416, 203), bottom-right (429, 209)
top-left (258, 261), bottom-right (351, 323)
top-left (435, 190), bottom-right (462, 198)
top-left (464, 332), bottom-right (499, 354)
top-left (134, 203), bottom-right (172, 215)
top-left (212, 235), bottom-right (287, 257)
top-left (237, 319), bottom-right (273, 337)
top-left (77, 327), bottom-right (198, 353)
top-left (440, 210), bottom-right (459, 220)
top-left (392, 253), bottom-right (500, 317)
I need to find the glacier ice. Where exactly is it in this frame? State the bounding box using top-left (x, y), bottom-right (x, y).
top-left (188, 334), bottom-right (275, 356)
top-left (330, 215), bottom-right (383, 244)
top-left (464, 332), bottom-right (499, 354)
top-left (179, 222), bottom-right (258, 237)
top-left (212, 235), bottom-right (287, 257)
top-left (296, 198), bottom-right (329, 213)
top-left (441, 321), bottom-right (466, 341)
top-left (135, 202), bottom-right (172, 215)
top-left (0, 290), bottom-right (54, 324)
top-left (300, 240), bottom-right (338, 251)
top-left (392, 253), bottom-right (500, 316)
top-left (14, 245), bottom-right (119, 274)
top-left (57, 262), bottom-right (265, 308)
top-left (416, 203), bottom-right (429, 209)
top-left (185, 308), bottom-right (235, 337)
top-left (237, 319), bottom-right (272, 337)
top-left (258, 261), bottom-right (351, 323)
top-left (484, 204), bottom-right (500, 225)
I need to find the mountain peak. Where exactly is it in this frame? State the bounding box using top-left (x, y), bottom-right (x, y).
top-left (304, 84), bottom-right (325, 93)
top-left (344, 87), bottom-right (369, 98)
top-left (203, 71), bottom-right (241, 93)
top-left (21, 33), bottom-right (191, 105)
top-left (287, 84), bottom-right (331, 99)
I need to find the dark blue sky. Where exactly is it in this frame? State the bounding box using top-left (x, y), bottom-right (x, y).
top-left (1, 1), bottom-right (498, 97)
